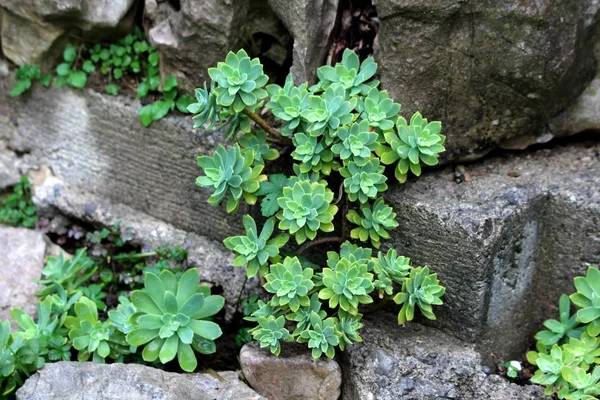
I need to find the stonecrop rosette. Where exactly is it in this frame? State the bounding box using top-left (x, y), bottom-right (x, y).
top-left (276, 180), bottom-right (338, 244)
top-left (126, 269), bottom-right (225, 372)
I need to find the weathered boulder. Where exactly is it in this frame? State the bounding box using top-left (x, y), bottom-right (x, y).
top-left (16, 362), bottom-right (265, 400)
top-left (240, 341), bottom-right (342, 400)
top-left (0, 8), bottom-right (65, 66)
top-left (0, 226), bottom-right (48, 321)
top-left (384, 139), bottom-right (600, 363)
top-left (145, 0), bottom-right (292, 92)
top-left (0, 80), bottom-right (239, 242)
top-left (267, 0), bottom-right (339, 84)
top-left (144, 0), bottom-right (248, 92)
top-left (373, 0), bottom-right (599, 162)
top-left (341, 313), bottom-right (545, 400)
top-left (0, 0), bottom-right (136, 66)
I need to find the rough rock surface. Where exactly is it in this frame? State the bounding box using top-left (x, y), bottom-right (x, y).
top-left (145, 0), bottom-right (292, 92)
top-left (144, 0), bottom-right (248, 92)
top-left (373, 0), bottom-right (599, 162)
top-left (240, 341), bottom-right (342, 400)
top-left (16, 362), bottom-right (265, 400)
top-left (267, 0), bottom-right (339, 84)
top-left (341, 313), bottom-right (545, 400)
top-left (385, 139), bottom-right (600, 363)
top-left (0, 81), bottom-right (240, 242)
top-left (0, 0), bottom-right (136, 66)
top-left (0, 226), bottom-right (48, 321)
top-left (0, 9), bottom-right (65, 66)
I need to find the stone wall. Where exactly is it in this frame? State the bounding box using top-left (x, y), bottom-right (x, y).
top-left (1, 74), bottom-right (598, 363)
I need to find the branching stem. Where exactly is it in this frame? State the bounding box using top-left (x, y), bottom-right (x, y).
top-left (242, 108), bottom-right (291, 145)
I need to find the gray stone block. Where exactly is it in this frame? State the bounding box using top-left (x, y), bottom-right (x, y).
top-left (0, 80), bottom-right (240, 242)
top-left (341, 313), bottom-right (545, 400)
top-left (16, 362), bottom-right (265, 400)
top-left (384, 142), bottom-right (600, 363)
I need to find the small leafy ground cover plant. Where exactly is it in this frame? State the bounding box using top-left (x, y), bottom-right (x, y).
top-left (190, 48), bottom-right (446, 359)
top-left (0, 176), bottom-right (38, 228)
top-left (9, 27), bottom-right (194, 127)
top-left (527, 267), bottom-right (600, 399)
top-left (0, 222), bottom-right (224, 396)
top-left (8, 65), bottom-right (51, 97)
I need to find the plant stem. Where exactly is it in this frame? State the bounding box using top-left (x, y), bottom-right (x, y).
top-left (241, 108), bottom-right (291, 145)
top-left (297, 236), bottom-right (344, 256)
top-left (235, 276), bottom-right (249, 310)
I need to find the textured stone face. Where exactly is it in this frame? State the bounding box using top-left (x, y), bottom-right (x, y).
top-left (0, 0), bottom-right (136, 66)
top-left (1, 79), bottom-right (599, 363)
top-left (240, 341), bottom-right (342, 400)
top-left (384, 140), bottom-right (600, 363)
top-left (16, 362), bottom-right (265, 400)
top-left (341, 314), bottom-right (546, 400)
top-left (267, 0), bottom-right (339, 84)
top-left (0, 226), bottom-right (48, 321)
top-left (0, 81), bottom-right (240, 242)
top-left (373, 0), bottom-right (599, 162)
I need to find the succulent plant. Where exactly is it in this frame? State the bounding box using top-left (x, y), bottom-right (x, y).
top-left (276, 180), bottom-right (338, 244)
top-left (301, 84), bottom-right (355, 142)
top-left (331, 120), bottom-right (379, 166)
top-left (126, 269), bottom-right (225, 372)
top-left (298, 312), bottom-right (340, 359)
top-left (223, 216), bottom-right (289, 278)
top-left (337, 310), bottom-right (363, 351)
top-left (561, 366), bottom-right (600, 400)
top-left (0, 320), bottom-right (19, 396)
top-left (267, 75), bottom-right (309, 136)
top-left (108, 295), bottom-right (138, 335)
top-left (326, 241), bottom-right (374, 271)
top-left (536, 294), bottom-right (582, 346)
top-left (313, 49), bottom-right (378, 96)
top-left (11, 297), bottom-right (61, 342)
top-left (530, 345), bottom-right (571, 394)
top-left (347, 198), bottom-right (399, 248)
top-left (238, 130), bottom-right (280, 165)
top-left (196, 144), bottom-right (266, 213)
top-left (394, 266), bottom-right (445, 325)
top-left (570, 266), bottom-right (600, 337)
top-left (250, 315), bottom-right (293, 356)
top-left (208, 49), bottom-right (268, 112)
top-left (286, 293), bottom-right (327, 336)
top-left (188, 82), bottom-right (220, 129)
top-left (320, 258), bottom-right (374, 315)
top-left (37, 248), bottom-right (96, 296)
top-left (377, 112), bottom-right (445, 183)
top-left (562, 333), bottom-right (600, 371)
top-left (265, 256), bottom-right (314, 312)
top-left (372, 249), bottom-right (411, 297)
top-left (340, 158), bottom-right (387, 204)
top-left (291, 133), bottom-right (336, 175)
top-left (64, 297), bottom-right (114, 362)
top-left (358, 88), bottom-right (401, 131)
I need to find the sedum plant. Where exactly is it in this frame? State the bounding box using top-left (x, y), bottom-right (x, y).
top-left (191, 47), bottom-right (446, 359)
top-left (394, 266), bottom-right (445, 325)
top-left (347, 197), bottom-right (399, 248)
top-left (377, 112), bottom-right (446, 183)
top-left (224, 216), bottom-right (289, 278)
top-left (124, 269), bottom-right (224, 372)
top-left (196, 144), bottom-right (266, 212)
top-left (528, 266), bottom-right (600, 399)
top-left (276, 180), bottom-right (338, 244)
